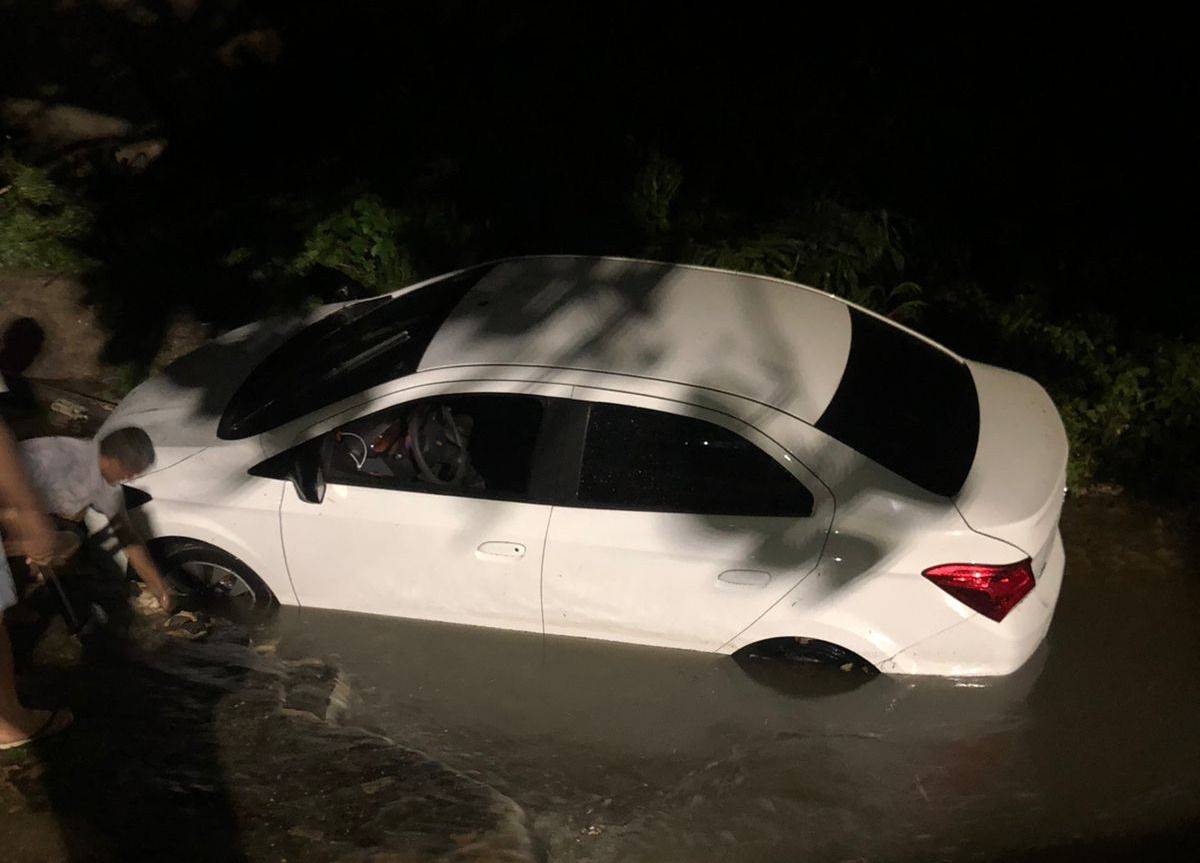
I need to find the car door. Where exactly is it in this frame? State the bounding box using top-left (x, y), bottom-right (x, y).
top-left (541, 392), bottom-right (833, 652)
top-left (278, 386), bottom-right (567, 632)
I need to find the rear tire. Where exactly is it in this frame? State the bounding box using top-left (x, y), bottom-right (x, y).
top-left (153, 541), bottom-right (277, 623)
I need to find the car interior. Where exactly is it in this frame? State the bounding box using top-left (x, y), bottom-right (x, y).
top-left (323, 394), bottom-right (543, 496)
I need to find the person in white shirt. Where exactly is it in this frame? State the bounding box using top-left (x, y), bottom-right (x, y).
top-left (18, 427), bottom-right (175, 614)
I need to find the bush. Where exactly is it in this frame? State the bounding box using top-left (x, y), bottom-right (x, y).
top-left (0, 156), bottom-right (95, 272)
top-left (927, 285), bottom-right (1200, 496)
top-left (289, 194), bottom-right (415, 293)
top-left (680, 200), bottom-right (927, 324)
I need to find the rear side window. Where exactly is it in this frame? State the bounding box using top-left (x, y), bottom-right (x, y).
top-left (576, 403), bottom-right (814, 517)
top-left (815, 309), bottom-right (979, 497)
top-left (219, 267), bottom-right (489, 439)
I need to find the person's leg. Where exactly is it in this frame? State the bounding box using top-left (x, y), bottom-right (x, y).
top-left (1, 553), bottom-right (67, 745)
top-left (0, 618), bottom-right (55, 745)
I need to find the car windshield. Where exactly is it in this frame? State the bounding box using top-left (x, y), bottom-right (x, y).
top-left (218, 267), bottom-right (489, 439)
top-left (815, 308), bottom-right (980, 496)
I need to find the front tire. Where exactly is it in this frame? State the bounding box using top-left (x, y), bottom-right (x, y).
top-left (154, 541), bottom-right (277, 623)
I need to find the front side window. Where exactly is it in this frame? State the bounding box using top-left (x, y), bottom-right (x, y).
top-left (576, 403), bottom-right (814, 517)
top-left (322, 393), bottom-right (545, 500)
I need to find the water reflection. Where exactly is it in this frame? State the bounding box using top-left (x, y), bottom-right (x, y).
top-left (272, 497), bottom-right (1200, 862)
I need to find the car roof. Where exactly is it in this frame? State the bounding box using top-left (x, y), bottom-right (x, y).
top-left (418, 255), bottom-right (855, 423)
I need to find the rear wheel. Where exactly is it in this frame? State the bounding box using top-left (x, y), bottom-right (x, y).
top-left (737, 636), bottom-right (877, 671)
top-left (733, 637), bottom-right (879, 697)
top-left (154, 541), bottom-right (276, 623)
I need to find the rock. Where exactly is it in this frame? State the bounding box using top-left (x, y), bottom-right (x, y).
top-left (163, 610), bottom-right (213, 641)
top-left (0, 99), bottom-right (132, 149)
top-left (113, 138), bottom-right (167, 173)
top-left (325, 673), bottom-right (356, 723)
top-left (288, 826), bottom-right (325, 842)
top-left (361, 777), bottom-right (394, 795)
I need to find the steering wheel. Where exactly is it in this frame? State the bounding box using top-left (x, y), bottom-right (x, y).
top-left (407, 404), bottom-right (469, 485)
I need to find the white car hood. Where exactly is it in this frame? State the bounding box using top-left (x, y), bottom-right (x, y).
top-left (102, 315), bottom-right (312, 460)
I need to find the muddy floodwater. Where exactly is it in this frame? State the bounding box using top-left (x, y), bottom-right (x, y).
top-left (273, 495), bottom-right (1200, 862)
top-left (4, 494), bottom-right (1199, 862)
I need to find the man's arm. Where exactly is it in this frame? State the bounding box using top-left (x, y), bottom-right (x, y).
top-left (108, 512), bottom-right (174, 613)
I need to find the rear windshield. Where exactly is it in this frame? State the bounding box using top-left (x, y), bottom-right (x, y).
top-left (815, 309), bottom-right (979, 497)
top-left (218, 267), bottom-right (488, 439)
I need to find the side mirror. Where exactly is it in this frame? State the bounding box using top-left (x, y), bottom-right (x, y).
top-left (249, 437), bottom-right (325, 504)
top-left (291, 438), bottom-right (325, 504)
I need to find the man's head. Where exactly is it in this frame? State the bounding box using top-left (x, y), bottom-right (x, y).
top-left (98, 426), bottom-right (156, 484)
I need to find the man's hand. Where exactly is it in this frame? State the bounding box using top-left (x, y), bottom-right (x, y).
top-left (149, 581), bottom-right (176, 614)
top-left (122, 541), bottom-right (176, 615)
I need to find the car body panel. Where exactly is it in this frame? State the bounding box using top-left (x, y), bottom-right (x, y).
top-left (124, 444), bottom-right (298, 606)
top-left (954, 361), bottom-right (1069, 555)
top-left (281, 486), bottom-right (553, 632)
top-left (721, 444), bottom-right (1029, 670)
top-left (276, 380), bottom-right (573, 631)
top-left (878, 529), bottom-right (1065, 675)
top-left (541, 385), bottom-right (834, 651)
top-left (420, 257), bottom-right (855, 423)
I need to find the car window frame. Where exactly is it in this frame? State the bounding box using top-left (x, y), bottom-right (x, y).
top-left (251, 379), bottom-right (577, 507)
top-left (552, 389), bottom-right (823, 519)
top-left (320, 392), bottom-right (559, 504)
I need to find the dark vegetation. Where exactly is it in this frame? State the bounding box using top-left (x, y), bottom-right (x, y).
top-left (1, 2), bottom-right (1197, 498)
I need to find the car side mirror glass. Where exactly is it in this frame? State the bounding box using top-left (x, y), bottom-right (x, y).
top-left (292, 438), bottom-right (325, 504)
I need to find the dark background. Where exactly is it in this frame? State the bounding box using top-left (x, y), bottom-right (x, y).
top-left (3, 5), bottom-right (1195, 320)
top-left (2, 1), bottom-right (1198, 494)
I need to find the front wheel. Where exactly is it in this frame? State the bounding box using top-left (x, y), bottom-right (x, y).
top-left (154, 541), bottom-right (277, 623)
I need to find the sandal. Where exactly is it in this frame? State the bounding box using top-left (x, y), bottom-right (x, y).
top-left (0, 708), bottom-right (74, 751)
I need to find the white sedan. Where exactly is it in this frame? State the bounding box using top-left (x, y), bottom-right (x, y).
top-left (110, 256), bottom-right (1067, 676)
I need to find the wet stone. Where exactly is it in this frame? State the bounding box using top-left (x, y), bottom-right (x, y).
top-left (2, 613), bottom-right (537, 863)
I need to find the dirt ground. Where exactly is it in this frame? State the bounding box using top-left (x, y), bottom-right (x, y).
top-left (1, 269), bottom-right (207, 398)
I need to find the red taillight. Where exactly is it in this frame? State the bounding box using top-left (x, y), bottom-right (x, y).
top-left (921, 558), bottom-right (1035, 622)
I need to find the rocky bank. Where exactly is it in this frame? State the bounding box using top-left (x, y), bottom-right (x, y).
top-left (1, 598), bottom-right (539, 863)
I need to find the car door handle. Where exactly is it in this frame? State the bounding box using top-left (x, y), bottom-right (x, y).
top-left (476, 541), bottom-right (526, 560)
top-left (718, 569), bottom-right (772, 587)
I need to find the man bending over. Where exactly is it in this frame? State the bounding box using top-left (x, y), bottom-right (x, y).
top-left (19, 426), bottom-right (175, 613)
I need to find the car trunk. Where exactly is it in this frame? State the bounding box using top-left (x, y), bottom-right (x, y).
top-left (953, 361), bottom-right (1069, 566)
